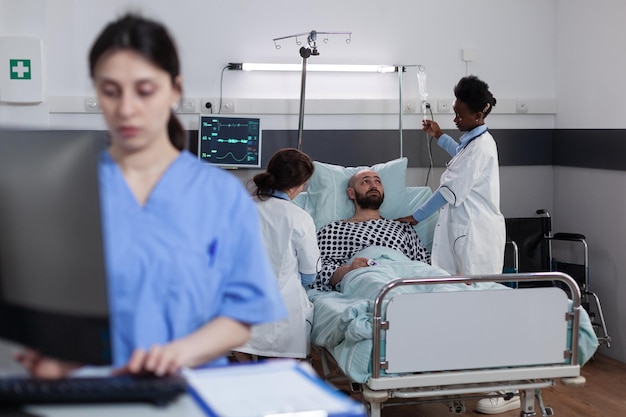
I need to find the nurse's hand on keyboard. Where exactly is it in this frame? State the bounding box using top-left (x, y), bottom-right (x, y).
top-left (115, 342), bottom-right (187, 377)
top-left (13, 348), bottom-right (81, 379)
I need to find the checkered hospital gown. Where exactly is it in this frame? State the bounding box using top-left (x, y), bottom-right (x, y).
top-left (313, 219), bottom-right (431, 291)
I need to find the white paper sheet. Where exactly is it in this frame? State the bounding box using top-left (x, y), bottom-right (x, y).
top-left (183, 360), bottom-right (365, 417)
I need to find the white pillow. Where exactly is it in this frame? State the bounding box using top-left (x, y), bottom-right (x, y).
top-left (306, 158), bottom-right (408, 230)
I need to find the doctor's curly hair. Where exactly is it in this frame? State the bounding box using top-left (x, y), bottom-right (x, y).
top-left (454, 75), bottom-right (496, 117)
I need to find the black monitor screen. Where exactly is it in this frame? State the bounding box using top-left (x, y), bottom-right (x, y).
top-left (197, 115), bottom-right (261, 168)
top-left (0, 130), bottom-right (111, 365)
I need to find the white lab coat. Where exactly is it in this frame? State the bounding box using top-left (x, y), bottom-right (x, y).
top-left (432, 131), bottom-right (506, 275)
top-left (235, 196), bottom-right (319, 358)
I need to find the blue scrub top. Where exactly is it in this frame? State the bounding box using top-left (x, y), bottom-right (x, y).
top-left (98, 150), bottom-right (286, 368)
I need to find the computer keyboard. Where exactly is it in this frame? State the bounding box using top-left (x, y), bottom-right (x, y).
top-left (0, 374), bottom-right (187, 406)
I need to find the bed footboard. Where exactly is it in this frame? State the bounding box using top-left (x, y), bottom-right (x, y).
top-left (363, 272), bottom-right (583, 417)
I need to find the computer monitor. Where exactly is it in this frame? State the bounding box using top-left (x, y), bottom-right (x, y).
top-left (0, 129), bottom-right (111, 365)
top-left (197, 115), bottom-right (262, 168)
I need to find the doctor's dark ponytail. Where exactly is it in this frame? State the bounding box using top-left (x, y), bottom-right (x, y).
top-left (252, 148), bottom-right (314, 200)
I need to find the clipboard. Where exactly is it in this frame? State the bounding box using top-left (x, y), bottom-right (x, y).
top-left (182, 359), bottom-right (367, 417)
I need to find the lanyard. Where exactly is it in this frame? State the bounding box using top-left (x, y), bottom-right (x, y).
top-left (457, 126), bottom-right (488, 152)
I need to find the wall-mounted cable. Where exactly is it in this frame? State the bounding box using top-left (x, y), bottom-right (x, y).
top-left (217, 65), bottom-right (228, 114)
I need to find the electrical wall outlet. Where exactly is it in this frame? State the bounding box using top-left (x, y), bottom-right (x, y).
top-left (179, 98), bottom-right (197, 113)
top-left (403, 100), bottom-right (417, 113)
top-left (437, 100), bottom-right (452, 113)
top-left (516, 100), bottom-right (529, 113)
top-left (220, 100), bottom-right (235, 113)
top-left (84, 97), bottom-right (100, 112)
top-left (200, 98), bottom-right (214, 114)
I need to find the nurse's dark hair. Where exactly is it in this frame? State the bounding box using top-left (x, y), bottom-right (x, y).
top-left (252, 148), bottom-right (315, 200)
top-left (454, 75), bottom-right (497, 118)
top-left (88, 13), bottom-right (186, 150)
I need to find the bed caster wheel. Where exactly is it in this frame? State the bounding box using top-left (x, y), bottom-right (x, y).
top-left (448, 400), bottom-right (465, 414)
top-left (542, 406), bottom-right (554, 416)
top-left (561, 375), bottom-right (586, 387)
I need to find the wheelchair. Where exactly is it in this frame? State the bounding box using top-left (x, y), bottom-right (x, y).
top-left (504, 209), bottom-right (611, 347)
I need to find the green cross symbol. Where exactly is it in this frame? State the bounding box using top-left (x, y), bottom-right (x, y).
top-left (10, 59), bottom-right (31, 80)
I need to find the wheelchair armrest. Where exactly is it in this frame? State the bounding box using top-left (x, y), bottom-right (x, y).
top-left (550, 232), bottom-right (586, 241)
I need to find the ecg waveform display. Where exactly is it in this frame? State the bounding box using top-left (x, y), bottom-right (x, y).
top-left (197, 116), bottom-right (261, 168)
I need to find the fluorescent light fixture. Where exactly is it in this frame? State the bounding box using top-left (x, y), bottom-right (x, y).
top-left (228, 62), bottom-right (398, 73)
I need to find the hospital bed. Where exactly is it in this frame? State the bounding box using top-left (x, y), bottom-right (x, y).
top-left (294, 157), bottom-right (600, 417)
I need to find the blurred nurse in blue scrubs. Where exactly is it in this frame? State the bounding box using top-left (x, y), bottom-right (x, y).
top-left (15, 13), bottom-right (286, 378)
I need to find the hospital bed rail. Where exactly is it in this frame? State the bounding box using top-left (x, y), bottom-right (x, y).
top-left (365, 272), bottom-right (583, 417)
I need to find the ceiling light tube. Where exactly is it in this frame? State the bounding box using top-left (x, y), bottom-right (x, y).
top-left (228, 62), bottom-right (398, 73)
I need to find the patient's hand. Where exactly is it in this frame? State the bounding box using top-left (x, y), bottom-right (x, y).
top-left (395, 215), bottom-right (418, 226)
top-left (350, 257), bottom-right (370, 270)
top-left (14, 348), bottom-right (81, 379)
top-left (330, 257), bottom-right (371, 288)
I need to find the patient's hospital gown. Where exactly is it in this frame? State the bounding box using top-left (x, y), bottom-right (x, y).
top-left (235, 194), bottom-right (319, 358)
top-left (98, 150), bottom-right (286, 368)
top-left (315, 219), bottom-right (431, 291)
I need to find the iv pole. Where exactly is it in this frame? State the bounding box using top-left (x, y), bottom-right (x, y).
top-left (273, 30), bottom-right (352, 151)
top-left (297, 37), bottom-right (314, 151)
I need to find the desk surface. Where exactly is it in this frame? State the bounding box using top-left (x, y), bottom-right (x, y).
top-left (26, 395), bottom-right (204, 417)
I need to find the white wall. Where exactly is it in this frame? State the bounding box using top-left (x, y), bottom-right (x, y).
top-left (44, 0), bottom-right (557, 101)
top-left (555, 0), bottom-right (626, 362)
top-left (1, 0), bottom-right (559, 131)
top-left (555, 0), bottom-right (625, 129)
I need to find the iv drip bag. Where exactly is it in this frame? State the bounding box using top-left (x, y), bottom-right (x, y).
top-left (417, 69), bottom-right (428, 102)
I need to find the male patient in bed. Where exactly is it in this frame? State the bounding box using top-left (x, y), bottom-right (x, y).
top-left (313, 169), bottom-right (431, 292)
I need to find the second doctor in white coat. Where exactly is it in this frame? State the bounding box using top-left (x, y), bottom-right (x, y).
top-left (398, 75), bottom-right (505, 275)
top-left (234, 148), bottom-right (319, 360)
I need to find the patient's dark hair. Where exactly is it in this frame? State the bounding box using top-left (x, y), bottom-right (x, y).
top-left (454, 75), bottom-right (496, 117)
top-left (252, 148), bottom-right (314, 200)
top-left (88, 13), bottom-right (186, 150)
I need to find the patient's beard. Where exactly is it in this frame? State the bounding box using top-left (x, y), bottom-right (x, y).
top-left (355, 190), bottom-right (384, 210)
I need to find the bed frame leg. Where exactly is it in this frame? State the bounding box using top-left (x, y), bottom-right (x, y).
top-left (362, 387), bottom-right (388, 417)
top-left (520, 389), bottom-right (536, 417)
top-left (368, 402), bottom-right (381, 417)
top-left (519, 389), bottom-right (554, 417)
top-left (534, 389), bottom-right (554, 416)
top-left (448, 400), bottom-right (466, 414)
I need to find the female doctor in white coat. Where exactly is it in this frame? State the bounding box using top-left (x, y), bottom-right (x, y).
top-left (233, 148), bottom-right (319, 360)
top-left (398, 75), bottom-right (505, 276)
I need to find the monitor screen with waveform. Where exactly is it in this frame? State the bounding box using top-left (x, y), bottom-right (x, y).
top-left (197, 115), bottom-right (262, 168)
